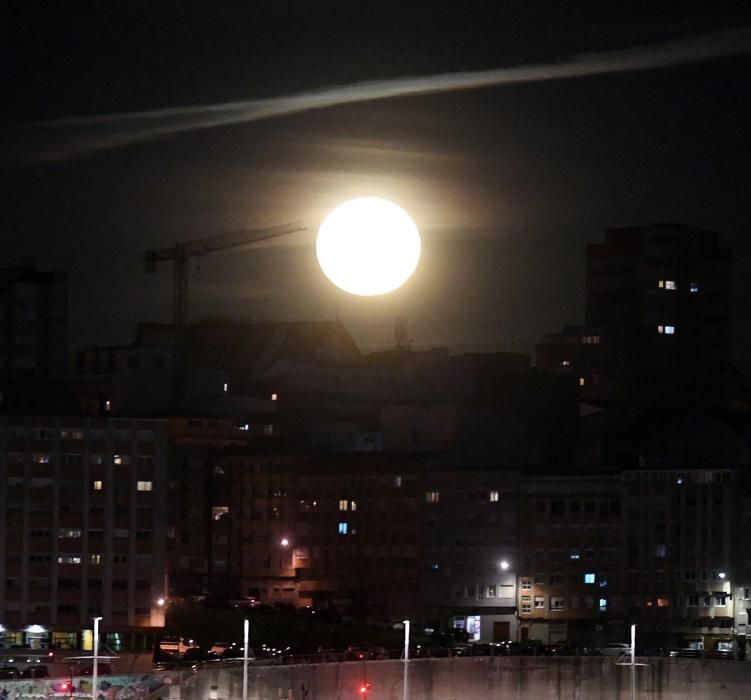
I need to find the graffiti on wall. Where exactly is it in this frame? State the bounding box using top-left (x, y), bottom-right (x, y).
top-left (0, 673), bottom-right (179, 700)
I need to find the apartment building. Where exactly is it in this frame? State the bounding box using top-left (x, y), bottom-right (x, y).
top-left (517, 475), bottom-right (625, 647)
top-left (0, 416), bottom-right (168, 651)
top-left (420, 467), bottom-right (519, 643)
top-left (537, 223), bottom-right (732, 407)
top-left (228, 452), bottom-right (423, 624)
top-left (0, 267), bottom-right (68, 383)
top-left (623, 468), bottom-right (742, 654)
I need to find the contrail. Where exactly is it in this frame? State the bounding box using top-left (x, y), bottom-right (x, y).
top-left (24, 26), bottom-right (751, 162)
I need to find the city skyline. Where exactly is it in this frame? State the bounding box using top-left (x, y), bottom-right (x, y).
top-left (3, 3), bottom-right (750, 368)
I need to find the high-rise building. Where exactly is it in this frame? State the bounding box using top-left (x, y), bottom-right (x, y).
top-left (537, 223), bottom-right (732, 407)
top-left (0, 267), bottom-right (68, 383)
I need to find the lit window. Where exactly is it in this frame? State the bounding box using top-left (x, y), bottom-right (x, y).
top-left (57, 555), bottom-right (81, 565)
top-left (570, 551), bottom-right (580, 560)
top-left (90, 554), bottom-right (101, 565)
top-left (487, 585), bottom-right (496, 598)
top-left (394, 475), bottom-right (403, 488)
top-left (561, 360), bottom-right (571, 367)
top-left (689, 282), bottom-right (699, 293)
top-left (58, 529), bottom-right (82, 539)
top-left (223, 383), bottom-right (229, 393)
top-left (339, 499), bottom-right (348, 511)
top-left (584, 573), bottom-right (595, 584)
top-left (350, 500), bottom-right (357, 512)
top-left (489, 491), bottom-right (499, 502)
top-left (658, 280), bottom-right (664, 288)
top-left (654, 544), bottom-right (667, 558)
top-left (657, 325), bottom-right (664, 333)
top-left (521, 603), bottom-right (532, 615)
top-left (113, 454), bottom-right (130, 465)
top-left (657, 597), bottom-right (669, 607)
top-left (550, 596), bottom-right (565, 610)
top-left (338, 522), bottom-right (348, 535)
top-left (713, 594), bottom-right (727, 607)
top-left (92, 480), bottom-right (103, 491)
top-left (212, 506), bottom-right (229, 520)
top-left (579, 377), bottom-right (585, 387)
top-left (657, 325), bottom-right (675, 335)
top-left (534, 596), bottom-right (545, 609)
top-left (599, 598), bottom-right (608, 612)
top-left (264, 424), bottom-right (274, 436)
top-left (136, 481), bottom-right (153, 492)
top-left (425, 491), bottom-right (440, 504)
top-left (104, 400), bottom-right (112, 412)
top-left (271, 393), bottom-right (278, 401)
top-left (665, 280), bottom-right (676, 290)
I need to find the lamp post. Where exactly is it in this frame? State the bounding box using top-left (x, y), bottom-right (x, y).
top-left (242, 618), bottom-right (250, 700)
top-left (92, 616), bottom-right (103, 700)
top-left (402, 620), bottom-right (410, 700)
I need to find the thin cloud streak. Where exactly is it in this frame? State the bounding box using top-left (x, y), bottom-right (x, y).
top-left (28, 26), bottom-right (751, 162)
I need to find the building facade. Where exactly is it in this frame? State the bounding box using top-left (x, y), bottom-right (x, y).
top-left (0, 416), bottom-right (168, 651)
top-left (537, 223), bottom-right (732, 407)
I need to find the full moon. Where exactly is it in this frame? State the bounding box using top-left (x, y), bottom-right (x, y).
top-left (316, 197), bottom-right (421, 296)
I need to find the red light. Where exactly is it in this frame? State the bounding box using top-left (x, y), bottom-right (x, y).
top-left (359, 683), bottom-right (370, 695)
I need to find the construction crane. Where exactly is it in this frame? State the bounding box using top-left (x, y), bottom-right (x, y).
top-left (144, 221), bottom-right (306, 325)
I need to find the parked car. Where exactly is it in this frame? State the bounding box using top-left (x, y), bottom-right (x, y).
top-left (0, 667), bottom-right (20, 679)
top-left (229, 597), bottom-right (257, 609)
top-left (670, 647), bottom-right (704, 658)
top-left (545, 641), bottom-right (580, 656)
top-left (519, 639), bottom-right (546, 656)
top-left (598, 643), bottom-right (632, 657)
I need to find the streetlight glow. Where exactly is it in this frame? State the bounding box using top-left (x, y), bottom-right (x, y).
top-left (280, 538), bottom-right (289, 547)
top-left (500, 560), bottom-right (509, 571)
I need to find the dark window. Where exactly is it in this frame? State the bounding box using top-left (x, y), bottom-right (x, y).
top-left (551, 500), bottom-right (565, 516)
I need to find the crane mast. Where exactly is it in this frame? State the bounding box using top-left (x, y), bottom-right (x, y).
top-left (144, 221), bottom-right (306, 325)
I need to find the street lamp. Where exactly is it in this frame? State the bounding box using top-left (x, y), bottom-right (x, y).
top-left (280, 538), bottom-right (289, 547)
top-left (92, 616), bottom-right (103, 700)
top-left (500, 560), bottom-right (509, 571)
top-left (402, 620), bottom-right (410, 700)
top-left (242, 618), bottom-right (250, 700)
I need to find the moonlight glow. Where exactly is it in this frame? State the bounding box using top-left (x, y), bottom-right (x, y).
top-left (316, 198), bottom-right (421, 296)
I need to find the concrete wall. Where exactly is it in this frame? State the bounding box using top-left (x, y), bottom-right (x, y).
top-left (184, 657), bottom-right (751, 700)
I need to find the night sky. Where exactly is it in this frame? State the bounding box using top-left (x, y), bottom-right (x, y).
top-left (3, 2), bottom-right (750, 368)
